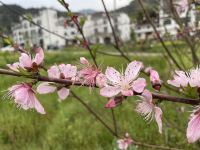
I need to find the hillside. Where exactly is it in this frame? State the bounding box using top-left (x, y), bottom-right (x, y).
top-left (117, 0), bottom-right (159, 21)
top-left (0, 1), bottom-right (159, 33)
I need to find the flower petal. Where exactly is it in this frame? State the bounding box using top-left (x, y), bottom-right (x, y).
top-left (100, 86), bottom-right (121, 97)
top-left (80, 57), bottom-right (89, 65)
top-left (125, 61), bottom-right (142, 82)
top-left (37, 82), bottom-right (56, 94)
top-left (187, 110), bottom-right (200, 143)
top-left (19, 53), bottom-right (32, 68)
top-left (105, 99), bottom-right (116, 109)
top-left (96, 73), bottom-right (107, 88)
top-left (30, 92), bottom-right (45, 114)
top-left (189, 68), bottom-right (200, 87)
top-left (62, 64), bottom-right (77, 78)
top-left (150, 69), bottom-right (160, 84)
top-left (121, 90), bottom-right (133, 96)
top-left (57, 87), bottom-right (69, 100)
top-left (7, 62), bottom-right (21, 72)
top-left (33, 47), bottom-right (44, 65)
top-left (48, 65), bottom-right (60, 78)
top-left (132, 78), bottom-right (146, 93)
top-left (105, 67), bottom-right (121, 84)
top-left (168, 71), bottom-right (189, 87)
top-left (141, 89), bottom-right (152, 103)
top-left (154, 106), bottom-right (163, 134)
top-left (117, 139), bottom-right (128, 150)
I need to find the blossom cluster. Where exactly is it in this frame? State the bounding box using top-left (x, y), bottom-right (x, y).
top-left (5, 46), bottom-right (200, 149)
top-left (168, 67), bottom-right (200, 143)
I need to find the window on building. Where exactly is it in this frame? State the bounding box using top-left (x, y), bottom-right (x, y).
top-left (64, 32), bottom-right (67, 36)
top-left (182, 17), bottom-right (191, 23)
top-left (104, 27), bottom-right (107, 33)
top-left (38, 29), bottom-right (43, 36)
top-left (96, 38), bottom-right (99, 43)
top-left (71, 31), bottom-right (75, 35)
top-left (71, 24), bottom-right (74, 28)
top-left (95, 28), bottom-right (98, 34)
top-left (37, 20), bottom-right (42, 25)
top-left (31, 30), bottom-right (36, 36)
top-left (24, 31), bottom-right (29, 38)
top-left (24, 23), bottom-right (27, 29)
top-left (103, 20), bottom-right (107, 24)
top-left (164, 19), bottom-right (171, 25)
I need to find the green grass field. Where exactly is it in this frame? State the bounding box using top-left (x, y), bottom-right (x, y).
top-left (0, 49), bottom-right (198, 150)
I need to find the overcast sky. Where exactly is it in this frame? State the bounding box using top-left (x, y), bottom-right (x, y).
top-left (0, 0), bottom-right (132, 11)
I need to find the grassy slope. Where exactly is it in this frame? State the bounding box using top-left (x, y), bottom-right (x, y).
top-left (0, 49), bottom-right (198, 150)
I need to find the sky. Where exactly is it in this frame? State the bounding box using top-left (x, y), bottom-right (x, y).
top-left (0, 0), bottom-right (132, 11)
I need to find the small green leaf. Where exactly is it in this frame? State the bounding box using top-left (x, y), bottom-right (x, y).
top-left (3, 37), bottom-right (13, 46)
top-left (25, 13), bottom-right (33, 22)
top-left (57, 0), bottom-right (65, 5)
top-left (79, 17), bottom-right (86, 27)
top-left (18, 67), bottom-right (32, 76)
top-left (67, 11), bottom-right (73, 17)
top-left (92, 44), bottom-right (101, 57)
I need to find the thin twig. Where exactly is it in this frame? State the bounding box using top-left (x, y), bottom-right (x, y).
top-left (0, 68), bottom-right (199, 105)
top-left (137, 0), bottom-right (183, 70)
top-left (60, 0), bottom-right (98, 67)
top-left (71, 91), bottom-right (181, 150)
top-left (101, 0), bottom-right (131, 62)
top-left (111, 108), bottom-right (118, 136)
top-left (71, 91), bottom-right (118, 137)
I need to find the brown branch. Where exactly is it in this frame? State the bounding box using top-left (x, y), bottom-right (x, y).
top-left (0, 68), bottom-right (199, 105)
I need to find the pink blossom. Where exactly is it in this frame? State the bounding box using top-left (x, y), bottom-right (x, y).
top-left (80, 57), bottom-right (89, 65)
top-left (105, 98), bottom-right (116, 108)
top-left (79, 57), bottom-right (100, 86)
top-left (144, 66), bottom-right (152, 74)
top-left (188, 68), bottom-right (200, 88)
top-left (175, 0), bottom-right (189, 15)
top-left (117, 133), bottom-right (133, 150)
top-left (19, 47), bottom-right (44, 69)
top-left (7, 47), bottom-right (44, 72)
top-left (100, 61), bottom-right (146, 97)
top-left (105, 96), bottom-right (123, 109)
top-left (7, 83), bottom-right (45, 114)
top-left (187, 107), bottom-right (200, 143)
top-left (37, 64), bottom-right (77, 100)
top-left (150, 69), bottom-right (162, 91)
top-left (136, 90), bottom-right (163, 134)
top-left (167, 71), bottom-right (190, 87)
top-left (7, 62), bottom-right (21, 72)
top-left (37, 82), bottom-right (69, 100)
top-left (96, 73), bottom-right (107, 88)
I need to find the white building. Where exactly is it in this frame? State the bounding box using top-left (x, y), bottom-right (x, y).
top-left (134, 0), bottom-right (197, 40)
top-left (83, 12), bottom-right (131, 44)
top-left (12, 9), bottom-right (81, 50)
top-left (12, 9), bottom-right (131, 49)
